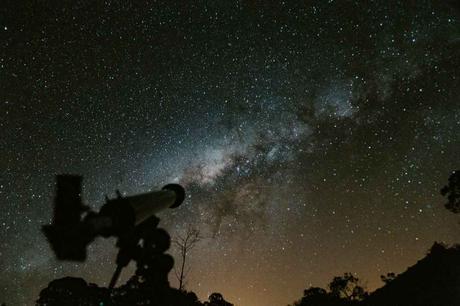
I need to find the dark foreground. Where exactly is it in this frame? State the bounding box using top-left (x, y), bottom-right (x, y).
top-left (32, 242), bottom-right (460, 306)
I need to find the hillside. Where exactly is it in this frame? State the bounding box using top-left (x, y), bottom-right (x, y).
top-left (363, 243), bottom-right (460, 306)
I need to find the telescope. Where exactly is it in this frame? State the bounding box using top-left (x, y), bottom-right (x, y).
top-left (42, 175), bottom-right (185, 287)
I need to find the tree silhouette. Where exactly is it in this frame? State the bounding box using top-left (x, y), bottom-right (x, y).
top-left (303, 287), bottom-right (328, 297)
top-left (173, 226), bottom-right (202, 291)
top-left (380, 273), bottom-right (396, 285)
top-left (36, 277), bottom-right (111, 306)
top-left (204, 293), bottom-right (234, 306)
top-left (291, 273), bottom-right (367, 306)
top-left (428, 241), bottom-right (448, 255)
top-left (328, 273), bottom-right (367, 301)
top-left (291, 287), bottom-right (336, 306)
top-left (441, 170), bottom-right (460, 213)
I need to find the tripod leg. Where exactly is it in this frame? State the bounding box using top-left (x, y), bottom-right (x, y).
top-left (109, 264), bottom-right (123, 289)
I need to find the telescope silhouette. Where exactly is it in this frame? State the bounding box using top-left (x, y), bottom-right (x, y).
top-left (42, 175), bottom-right (185, 288)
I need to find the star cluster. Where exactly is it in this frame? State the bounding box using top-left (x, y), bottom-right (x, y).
top-left (1, 1), bottom-right (460, 306)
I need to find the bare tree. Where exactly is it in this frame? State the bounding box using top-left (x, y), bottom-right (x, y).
top-left (173, 226), bottom-right (201, 291)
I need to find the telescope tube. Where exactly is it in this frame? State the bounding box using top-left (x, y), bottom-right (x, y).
top-left (96, 184), bottom-right (185, 235)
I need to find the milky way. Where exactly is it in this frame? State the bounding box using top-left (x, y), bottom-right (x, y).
top-left (1, 2), bottom-right (460, 306)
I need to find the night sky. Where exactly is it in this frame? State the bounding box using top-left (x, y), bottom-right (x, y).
top-left (1, 1), bottom-right (460, 306)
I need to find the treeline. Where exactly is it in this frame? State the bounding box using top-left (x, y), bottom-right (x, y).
top-left (290, 242), bottom-right (460, 306)
top-left (37, 276), bottom-right (233, 306)
top-left (35, 242), bottom-right (460, 306)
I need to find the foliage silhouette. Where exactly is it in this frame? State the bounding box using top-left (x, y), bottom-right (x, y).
top-left (441, 170), bottom-right (460, 213)
top-left (290, 273), bottom-right (367, 306)
top-left (291, 286), bottom-right (344, 306)
top-left (203, 293), bottom-right (234, 306)
top-left (328, 273), bottom-right (367, 301)
top-left (379, 272), bottom-right (396, 285)
top-left (36, 277), bottom-right (111, 306)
